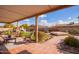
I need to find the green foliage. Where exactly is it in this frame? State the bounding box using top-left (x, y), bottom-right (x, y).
top-left (31, 32), bottom-right (36, 41)
top-left (20, 31), bottom-right (32, 38)
top-left (4, 30), bottom-right (12, 35)
top-left (64, 36), bottom-right (79, 48)
top-left (68, 29), bottom-right (79, 35)
top-left (4, 23), bottom-right (15, 28)
top-left (20, 24), bottom-right (29, 29)
top-left (28, 25), bottom-right (35, 31)
top-left (38, 31), bottom-right (50, 42)
top-left (31, 31), bottom-right (50, 42)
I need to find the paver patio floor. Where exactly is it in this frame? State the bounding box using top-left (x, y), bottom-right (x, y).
top-left (6, 36), bottom-right (68, 54)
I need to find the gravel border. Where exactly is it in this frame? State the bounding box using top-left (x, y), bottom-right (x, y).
top-left (57, 41), bottom-right (79, 54)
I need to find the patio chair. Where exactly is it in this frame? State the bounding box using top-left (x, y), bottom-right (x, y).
top-left (23, 37), bottom-right (31, 42)
top-left (3, 35), bottom-right (16, 43)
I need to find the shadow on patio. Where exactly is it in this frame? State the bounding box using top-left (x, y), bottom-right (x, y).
top-left (17, 50), bottom-right (32, 54)
top-left (0, 44), bottom-right (10, 54)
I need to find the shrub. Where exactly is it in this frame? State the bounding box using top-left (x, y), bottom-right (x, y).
top-left (4, 30), bottom-right (12, 35)
top-left (68, 29), bottom-right (79, 35)
top-left (20, 31), bottom-right (32, 38)
top-left (31, 31), bottom-right (50, 42)
top-left (38, 31), bottom-right (50, 42)
top-left (31, 32), bottom-right (36, 41)
top-left (4, 23), bottom-right (15, 28)
top-left (64, 36), bottom-right (79, 48)
top-left (20, 24), bottom-right (29, 29)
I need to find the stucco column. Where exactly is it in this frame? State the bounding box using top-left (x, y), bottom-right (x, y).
top-left (35, 15), bottom-right (39, 43)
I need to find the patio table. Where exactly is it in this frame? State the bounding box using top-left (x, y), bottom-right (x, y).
top-left (1, 35), bottom-right (16, 43)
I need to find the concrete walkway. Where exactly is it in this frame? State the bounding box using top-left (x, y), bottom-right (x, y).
top-left (7, 36), bottom-right (68, 54)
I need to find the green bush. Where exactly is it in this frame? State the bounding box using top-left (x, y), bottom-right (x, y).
top-left (64, 36), bottom-right (79, 48)
top-left (31, 31), bottom-right (50, 42)
top-left (20, 31), bottom-right (32, 38)
top-left (38, 31), bottom-right (50, 42)
top-left (4, 23), bottom-right (15, 28)
top-left (20, 24), bottom-right (29, 29)
top-left (19, 31), bottom-right (50, 42)
top-left (4, 30), bottom-right (12, 35)
top-left (31, 32), bottom-right (36, 41)
top-left (68, 29), bottom-right (79, 35)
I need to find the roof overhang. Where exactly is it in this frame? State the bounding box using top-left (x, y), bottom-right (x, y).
top-left (0, 5), bottom-right (73, 23)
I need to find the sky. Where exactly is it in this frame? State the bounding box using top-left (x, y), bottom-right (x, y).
top-left (0, 5), bottom-right (79, 27)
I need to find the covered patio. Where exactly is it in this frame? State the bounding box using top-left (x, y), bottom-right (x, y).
top-left (0, 5), bottom-right (72, 43)
top-left (0, 5), bottom-right (76, 54)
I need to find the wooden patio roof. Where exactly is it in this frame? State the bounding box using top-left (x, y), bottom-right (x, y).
top-left (0, 5), bottom-right (73, 23)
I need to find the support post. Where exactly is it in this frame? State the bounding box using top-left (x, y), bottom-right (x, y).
top-left (35, 15), bottom-right (39, 43)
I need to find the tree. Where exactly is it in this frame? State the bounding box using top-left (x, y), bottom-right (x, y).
top-left (69, 22), bottom-right (74, 25)
top-left (20, 24), bottom-right (29, 29)
top-left (28, 25), bottom-right (35, 31)
top-left (4, 23), bottom-right (15, 28)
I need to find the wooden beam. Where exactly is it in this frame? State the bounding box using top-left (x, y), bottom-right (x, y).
top-left (0, 8), bottom-right (26, 16)
top-left (35, 15), bottom-right (39, 43)
top-left (0, 5), bottom-right (73, 23)
top-left (10, 5), bottom-right (73, 23)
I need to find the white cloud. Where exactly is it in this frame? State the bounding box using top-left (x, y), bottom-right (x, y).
top-left (39, 19), bottom-right (54, 27)
top-left (57, 18), bottom-right (79, 25)
top-left (40, 20), bottom-right (47, 26)
top-left (74, 19), bottom-right (79, 23)
top-left (58, 20), bottom-right (66, 24)
top-left (67, 16), bottom-right (79, 23)
top-left (57, 17), bottom-right (77, 24)
top-left (68, 17), bottom-right (72, 19)
top-left (57, 20), bottom-right (72, 24)
top-left (39, 14), bottom-right (47, 18)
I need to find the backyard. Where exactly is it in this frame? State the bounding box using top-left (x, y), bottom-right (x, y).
top-left (0, 23), bottom-right (79, 54)
top-left (0, 5), bottom-right (79, 54)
